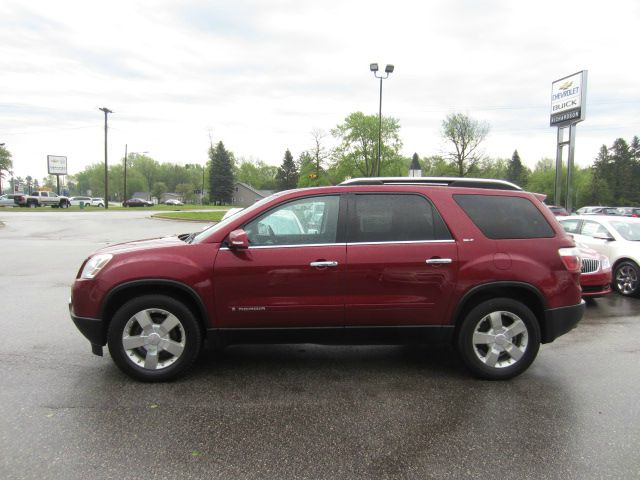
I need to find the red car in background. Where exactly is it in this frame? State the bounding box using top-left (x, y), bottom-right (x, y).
top-left (578, 244), bottom-right (612, 298)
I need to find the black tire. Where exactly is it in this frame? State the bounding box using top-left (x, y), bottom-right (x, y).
top-left (107, 295), bottom-right (202, 382)
top-left (28, 202), bottom-right (36, 208)
top-left (613, 260), bottom-right (639, 297)
top-left (456, 298), bottom-right (540, 380)
top-left (60, 200), bottom-right (69, 209)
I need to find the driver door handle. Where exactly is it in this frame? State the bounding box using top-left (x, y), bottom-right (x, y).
top-left (310, 261), bottom-right (339, 268)
top-left (426, 258), bottom-right (453, 264)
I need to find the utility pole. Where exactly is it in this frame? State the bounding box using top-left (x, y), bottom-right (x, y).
top-left (123, 144), bottom-right (128, 202)
top-left (99, 107), bottom-right (113, 209)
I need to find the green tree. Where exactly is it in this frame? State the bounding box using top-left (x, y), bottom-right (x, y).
top-left (0, 144), bottom-right (13, 195)
top-left (175, 182), bottom-right (196, 203)
top-left (130, 154), bottom-right (158, 191)
top-left (331, 112), bottom-right (402, 178)
top-left (441, 113), bottom-right (490, 177)
top-left (422, 155), bottom-right (458, 176)
top-left (297, 151), bottom-right (331, 187)
top-left (152, 181), bottom-right (168, 200)
top-left (209, 141), bottom-right (234, 204)
top-left (506, 150), bottom-right (529, 187)
top-left (276, 149), bottom-right (299, 190)
top-left (477, 157), bottom-right (509, 180)
top-left (235, 158), bottom-right (278, 190)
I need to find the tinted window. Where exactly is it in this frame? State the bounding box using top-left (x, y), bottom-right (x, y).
top-left (454, 194), bottom-right (554, 239)
top-left (349, 194), bottom-right (452, 243)
top-left (245, 195), bottom-right (340, 246)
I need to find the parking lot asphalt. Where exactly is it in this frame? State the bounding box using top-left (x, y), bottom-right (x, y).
top-left (0, 210), bottom-right (639, 480)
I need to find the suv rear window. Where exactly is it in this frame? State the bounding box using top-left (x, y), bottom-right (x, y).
top-left (454, 194), bottom-right (554, 239)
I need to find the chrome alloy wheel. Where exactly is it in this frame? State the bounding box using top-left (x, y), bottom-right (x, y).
top-left (122, 308), bottom-right (186, 370)
top-left (615, 264), bottom-right (638, 295)
top-left (471, 311), bottom-right (529, 369)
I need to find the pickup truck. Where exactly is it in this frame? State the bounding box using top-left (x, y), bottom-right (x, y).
top-left (24, 191), bottom-right (71, 208)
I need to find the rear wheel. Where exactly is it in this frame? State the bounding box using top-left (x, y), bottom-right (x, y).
top-left (107, 295), bottom-right (202, 382)
top-left (614, 261), bottom-right (639, 296)
top-left (457, 298), bottom-right (540, 380)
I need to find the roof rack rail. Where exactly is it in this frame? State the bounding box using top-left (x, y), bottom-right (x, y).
top-left (338, 177), bottom-right (522, 191)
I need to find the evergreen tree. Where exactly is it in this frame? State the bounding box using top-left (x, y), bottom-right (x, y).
top-left (209, 141), bottom-right (234, 205)
top-left (409, 153), bottom-right (422, 174)
top-left (276, 149), bottom-right (298, 190)
top-left (506, 150), bottom-right (528, 187)
top-left (590, 145), bottom-right (613, 205)
top-left (610, 138), bottom-right (634, 205)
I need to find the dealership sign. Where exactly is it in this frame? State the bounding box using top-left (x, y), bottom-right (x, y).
top-left (550, 70), bottom-right (587, 126)
top-left (47, 155), bottom-right (68, 175)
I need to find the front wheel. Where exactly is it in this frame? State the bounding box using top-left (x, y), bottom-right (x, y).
top-left (614, 261), bottom-right (639, 296)
top-left (60, 201), bottom-right (69, 209)
top-left (457, 298), bottom-right (540, 380)
top-left (107, 295), bottom-right (202, 381)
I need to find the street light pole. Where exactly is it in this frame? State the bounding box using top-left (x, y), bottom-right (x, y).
top-left (369, 63), bottom-right (394, 177)
top-left (99, 107), bottom-right (113, 209)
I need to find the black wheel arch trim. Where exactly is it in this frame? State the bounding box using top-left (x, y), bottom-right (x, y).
top-left (100, 279), bottom-right (210, 328)
top-left (452, 281), bottom-right (548, 326)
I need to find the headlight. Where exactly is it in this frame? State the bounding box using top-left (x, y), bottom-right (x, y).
top-left (601, 256), bottom-right (611, 269)
top-left (80, 254), bottom-right (113, 279)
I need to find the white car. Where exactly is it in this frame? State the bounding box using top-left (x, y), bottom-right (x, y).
top-left (164, 199), bottom-right (184, 206)
top-left (91, 197), bottom-right (105, 207)
top-left (69, 196), bottom-right (92, 206)
top-left (558, 215), bottom-right (640, 296)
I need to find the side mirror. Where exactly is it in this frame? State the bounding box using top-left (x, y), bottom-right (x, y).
top-left (593, 233), bottom-right (614, 241)
top-left (228, 229), bottom-right (249, 249)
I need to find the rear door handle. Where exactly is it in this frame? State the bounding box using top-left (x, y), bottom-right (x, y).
top-left (310, 261), bottom-right (338, 268)
top-left (426, 258), bottom-right (453, 264)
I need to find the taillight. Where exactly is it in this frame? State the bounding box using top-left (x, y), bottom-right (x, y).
top-left (559, 247), bottom-right (581, 272)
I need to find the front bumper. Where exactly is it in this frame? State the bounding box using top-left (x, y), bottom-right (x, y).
top-left (541, 300), bottom-right (585, 343)
top-left (69, 299), bottom-right (105, 355)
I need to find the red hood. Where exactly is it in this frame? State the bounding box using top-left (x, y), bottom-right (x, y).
top-left (97, 235), bottom-right (185, 255)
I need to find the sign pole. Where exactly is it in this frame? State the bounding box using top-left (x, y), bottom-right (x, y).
top-left (565, 124), bottom-right (576, 213)
top-left (554, 127), bottom-right (564, 205)
top-left (550, 70), bottom-right (587, 212)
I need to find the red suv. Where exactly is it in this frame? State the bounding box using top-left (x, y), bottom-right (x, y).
top-left (70, 177), bottom-right (585, 381)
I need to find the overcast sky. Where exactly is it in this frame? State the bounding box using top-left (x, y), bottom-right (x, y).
top-left (2, 0), bottom-right (639, 179)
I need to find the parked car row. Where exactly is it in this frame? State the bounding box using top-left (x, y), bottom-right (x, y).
top-left (576, 205), bottom-right (640, 216)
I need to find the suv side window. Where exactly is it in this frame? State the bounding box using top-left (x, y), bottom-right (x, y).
top-left (454, 194), bottom-right (555, 239)
top-left (245, 195), bottom-right (340, 246)
top-left (349, 194), bottom-right (452, 243)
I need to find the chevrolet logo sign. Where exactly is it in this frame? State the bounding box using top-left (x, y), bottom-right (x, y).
top-left (559, 81), bottom-right (573, 91)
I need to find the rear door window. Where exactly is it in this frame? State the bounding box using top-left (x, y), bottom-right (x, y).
top-left (349, 194), bottom-right (452, 243)
top-left (454, 194), bottom-right (555, 239)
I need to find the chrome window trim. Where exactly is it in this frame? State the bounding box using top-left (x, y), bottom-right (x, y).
top-left (219, 239), bottom-right (455, 251)
top-left (347, 239), bottom-right (456, 246)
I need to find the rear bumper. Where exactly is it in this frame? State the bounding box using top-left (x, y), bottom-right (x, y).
top-left (541, 300), bottom-right (585, 343)
top-left (69, 300), bottom-right (105, 355)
